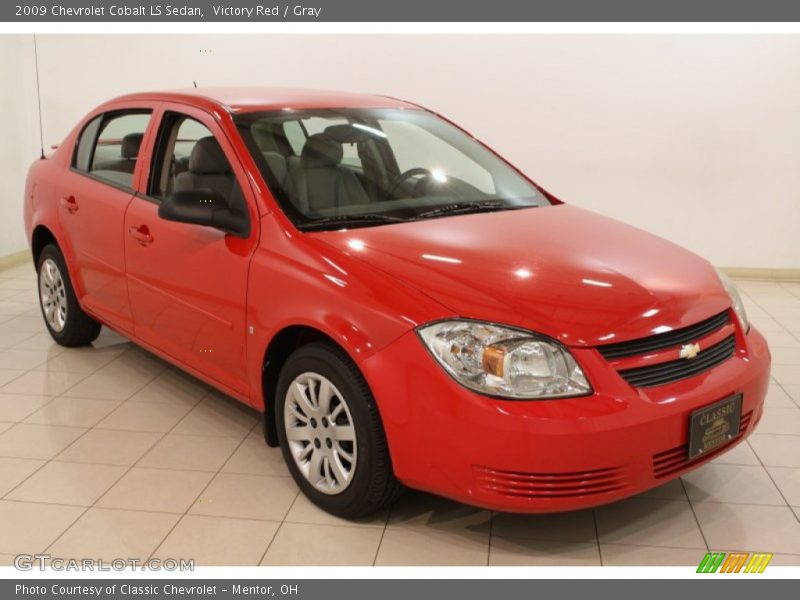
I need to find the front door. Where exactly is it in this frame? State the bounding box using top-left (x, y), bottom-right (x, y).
top-left (123, 106), bottom-right (257, 396)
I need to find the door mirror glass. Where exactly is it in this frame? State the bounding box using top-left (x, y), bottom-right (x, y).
top-left (158, 189), bottom-right (249, 237)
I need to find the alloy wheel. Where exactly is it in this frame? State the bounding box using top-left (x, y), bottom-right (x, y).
top-left (283, 372), bottom-right (357, 494)
top-left (39, 258), bottom-right (67, 332)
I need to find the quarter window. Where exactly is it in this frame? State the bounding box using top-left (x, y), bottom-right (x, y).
top-left (87, 111), bottom-right (152, 188)
top-left (73, 116), bottom-right (102, 172)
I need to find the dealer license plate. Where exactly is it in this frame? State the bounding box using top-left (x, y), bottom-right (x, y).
top-left (688, 394), bottom-right (742, 461)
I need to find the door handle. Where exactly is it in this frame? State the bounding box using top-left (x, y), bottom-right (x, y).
top-left (127, 224), bottom-right (154, 246)
top-left (60, 196), bottom-right (79, 213)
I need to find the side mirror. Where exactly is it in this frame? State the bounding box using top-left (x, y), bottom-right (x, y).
top-left (158, 190), bottom-right (249, 237)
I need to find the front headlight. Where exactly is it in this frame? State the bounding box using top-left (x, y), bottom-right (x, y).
top-left (716, 269), bottom-right (749, 333)
top-left (417, 320), bottom-right (592, 399)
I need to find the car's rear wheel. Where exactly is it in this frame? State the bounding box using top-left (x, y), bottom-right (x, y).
top-left (37, 244), bottom-right (101, 346)
top-left (276, 341), bottom-right (402, 518)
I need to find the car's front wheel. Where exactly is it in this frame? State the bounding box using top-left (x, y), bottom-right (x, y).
top-left (37, 243), bottom-right (101, 346)
top-left (276, 341), bottom-right (402, 518)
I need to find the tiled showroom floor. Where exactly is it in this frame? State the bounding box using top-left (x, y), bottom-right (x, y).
top-left (1, 260), bottom-right (800, 567)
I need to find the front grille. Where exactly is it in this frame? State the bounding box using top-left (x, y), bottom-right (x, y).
top-left (617, 335), bottom-right (736, 388)
top-left (473, 465), bottom-right (627, 498)
top-left (652, 411), bottom-right (752, 478)
top-left (598, 311), bottom-right (731, 359)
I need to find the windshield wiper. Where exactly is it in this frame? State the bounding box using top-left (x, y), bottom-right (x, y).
top-left (414, 200), bottom-right (515, 220)
top-left (297, 214), bottom-right (408, 231)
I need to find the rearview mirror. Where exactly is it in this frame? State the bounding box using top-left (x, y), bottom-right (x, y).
top-left (158, 190), bottom-right (249, 237)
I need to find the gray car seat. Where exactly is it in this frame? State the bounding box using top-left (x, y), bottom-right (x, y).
top-left (286, 134), bottom-right (370, 213)
top-left (93, 132), bottom-right (143, 174)
top-left (262, 151), bottom-right (288, 186)
top-left (173, 136), bottom-right (235, 203)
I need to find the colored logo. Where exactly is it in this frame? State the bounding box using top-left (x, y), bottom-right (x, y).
top-left (680, 342), bottom-right (701, 360)
top-left (697, 552), bottom-right (773, 573)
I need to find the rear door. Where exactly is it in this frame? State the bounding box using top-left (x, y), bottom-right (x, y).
top-left (123, 105), bottom-right (258, 397)
top-left (58, 106), bottom-right (154, 333)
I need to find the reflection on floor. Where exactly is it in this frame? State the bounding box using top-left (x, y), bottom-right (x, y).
top-left (1, 261), bottom-right (800, 566)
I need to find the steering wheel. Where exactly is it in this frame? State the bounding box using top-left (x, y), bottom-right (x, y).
top-left (386, 167), bottom-right (432, 199)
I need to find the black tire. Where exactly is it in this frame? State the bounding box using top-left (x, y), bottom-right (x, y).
top-left (275, 341), bottom-right (403, 518)
top-left (37, 243), bottom-right (101, 347)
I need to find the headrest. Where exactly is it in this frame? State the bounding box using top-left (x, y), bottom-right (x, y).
top-left (324, 123), bottom-right (373, 144)
top-left (301, 134), bottom-right (343, 168)
top-left (262, 151), bottom-right (287, 184)
top-left (189, 136), bottom-right (231, 174)
top-left (121, 133), bottom-right (144, 159)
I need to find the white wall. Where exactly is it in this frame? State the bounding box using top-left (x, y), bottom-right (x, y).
top-left (5, 34), bottom-right (800, 268)
top-left (0, 36), bottom-right (42, 258)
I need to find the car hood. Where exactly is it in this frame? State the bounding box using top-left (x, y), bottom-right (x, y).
top-left (310, 204), bottom-right (730, 347)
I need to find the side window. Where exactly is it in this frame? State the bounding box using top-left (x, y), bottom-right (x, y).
top-left (303, 116), bottom-right (346, 136)
top-left (149, 113), bottom-right (242, 211)
top-left (87, 112), bottom-right (151, 188)
top-left (379, 119), bottom-right (495, 194)
top-left (73, 116), bottom-right (102, 172)
top-left (340, 143), bottom-right (362, 169)
top-left (283, 121), bottom-right (306, 155)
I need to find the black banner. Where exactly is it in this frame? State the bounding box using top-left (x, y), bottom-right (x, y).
top-left (4, 579), bottom-right (798, 600)
top-left (5, 0), bottom-right (800, 22)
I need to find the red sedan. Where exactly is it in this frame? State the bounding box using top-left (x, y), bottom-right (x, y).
top-left (23, 88), bottom-right (770, 517)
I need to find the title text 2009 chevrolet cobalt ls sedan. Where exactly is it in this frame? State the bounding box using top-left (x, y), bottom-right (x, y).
top-left (24, 88), bottom-right (770, 517)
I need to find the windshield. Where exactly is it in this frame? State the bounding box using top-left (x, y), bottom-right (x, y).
top-left (234, 108), bottom-right (551, 230)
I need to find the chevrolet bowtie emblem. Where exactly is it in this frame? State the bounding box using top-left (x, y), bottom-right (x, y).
top-left (680, 343), bottom-right (701, 360)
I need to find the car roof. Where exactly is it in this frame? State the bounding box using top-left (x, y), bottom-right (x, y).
top-left (106, 87), bottom-right (419, 113)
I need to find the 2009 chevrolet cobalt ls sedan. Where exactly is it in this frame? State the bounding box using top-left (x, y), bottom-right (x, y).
top-left (24, 88), bottom-right (770, 517)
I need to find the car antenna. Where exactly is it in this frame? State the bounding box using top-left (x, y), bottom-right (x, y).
top-left (33, 34), bottom-right (45, 159)
top-left (193, 80), bottom-right (198, 88)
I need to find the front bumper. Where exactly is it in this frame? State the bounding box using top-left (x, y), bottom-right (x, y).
top-left (361, 326), bottom-right (770, 513)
